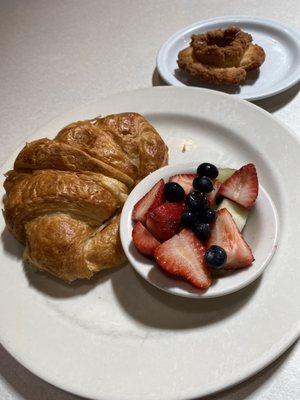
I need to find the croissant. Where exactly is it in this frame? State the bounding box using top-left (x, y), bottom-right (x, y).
top-left (3, 113), bottom-right (168, 282)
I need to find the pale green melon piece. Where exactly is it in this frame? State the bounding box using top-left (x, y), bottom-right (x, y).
top-left (217, 198), bottom-right (249, 231)
top-left (217, 168), bottom-right (236, 183)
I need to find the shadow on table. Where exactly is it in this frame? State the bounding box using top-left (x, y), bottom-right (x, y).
top-left (152, 67), bottom-right (300, 112)
top-left (152, 67), bottom-right (167, 86)
top-left (0, 345), bottom-right (83, 400)
top-left (202, 339), bottom-right (299, 400)
top-left (254, 81), bottom-right (300, 112)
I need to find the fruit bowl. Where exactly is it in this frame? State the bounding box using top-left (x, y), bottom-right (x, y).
top-left (120, 162), bottom-right (279, 298)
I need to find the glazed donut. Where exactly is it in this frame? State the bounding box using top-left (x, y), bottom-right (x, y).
top-left (178, 26), bottom-right (265, 85)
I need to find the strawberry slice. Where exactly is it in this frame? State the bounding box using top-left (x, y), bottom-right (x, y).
top-left (218, 164), bottom-right (258, 209)
top-left (208, 208), bottom-right (254, 269)
top-left (132, 179), bottom-right (164, 224)
top-left (146, 203), bottom-right (184, 242)
top-left (169, 174), bottom-right (196, 195)
top-left (207, 179), bottom-right (222, 207)
top-left (132, 221), bottom-right (160, 257)
top-left (154, 228), bottom-right (212, 289)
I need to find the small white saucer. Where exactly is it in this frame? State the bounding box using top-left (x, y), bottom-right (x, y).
top-left (120, 162), bottom-right (279, 298)
top-left (156, 16), bottom-right (300, 101)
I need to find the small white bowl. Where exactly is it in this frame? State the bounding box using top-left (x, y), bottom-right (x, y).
top-left (120, 162), bottom-right (279, 298)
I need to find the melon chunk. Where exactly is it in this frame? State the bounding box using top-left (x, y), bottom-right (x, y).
top-left (218, 168), bottom-right (236, 183)
top-left (217, 198), bottom-right (249, 231)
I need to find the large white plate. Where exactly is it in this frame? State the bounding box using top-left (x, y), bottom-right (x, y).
top-left (156, 16), bottom-right (300, 101)
top-left (0, 87), bottom-right (299, 400)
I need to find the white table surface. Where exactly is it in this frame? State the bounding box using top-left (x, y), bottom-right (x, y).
top-left (0, 1), bottom-right (299, 399)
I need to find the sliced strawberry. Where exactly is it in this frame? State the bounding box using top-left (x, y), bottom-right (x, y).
top-left (218, 164), bottom-right (258, 209)
top-left (154, 228), bottom-right (212, 289)
top-left (132, 221), bottom-right (160, 257)
top-left (169, 174), bottom-right (196, 195)
top-left (132, 179), bottom-right (164, 224)
top-left (146, 203), bottom-right (184, 242)
top-left (207, 179), bottom-right (222, 207)
top-left (208, 208), bottom-right (254, 269)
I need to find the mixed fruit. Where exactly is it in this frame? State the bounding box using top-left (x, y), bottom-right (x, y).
top-left (131, 162), bottom-right (259, 290)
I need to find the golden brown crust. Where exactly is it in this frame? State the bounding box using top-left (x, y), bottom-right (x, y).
top-left (24, 214), bottom-right (94, 282)
top-left (3, 113), bottom-right (168, 282)
top-left (92, 113), bottom-right (168, 180)
top-left (191, 27), bottom-right (252, 68)
top-left (240, 44), bottom-right (266, 71)
top-left (4, 169), bottom-right (128, 243)
top-left (84, 214), bottom-right (126, 273)
top-left (177, 26), bottom-right (265, 85)
top-left (24, 214), bottom-right (126, 282)
top-left (178, 46), bottom-right (247, 85)
top-left (55, 121), bottom-right (138, 185)
top-left (14, 138), bottom-right (135, 188)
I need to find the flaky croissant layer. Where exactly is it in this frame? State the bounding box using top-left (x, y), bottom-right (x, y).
top-left (3, 113), bottom-right (168, 282)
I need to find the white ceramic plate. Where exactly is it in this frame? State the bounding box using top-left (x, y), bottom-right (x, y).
top-left (120, 162), bottom-right (279, 298)
top-left (157, 16), bottom-right (300, 101)
top-left (0, 87), bottom-right (299, 400)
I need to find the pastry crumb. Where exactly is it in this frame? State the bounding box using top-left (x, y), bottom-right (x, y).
top-left (182, 144), bottom-right (186, 153)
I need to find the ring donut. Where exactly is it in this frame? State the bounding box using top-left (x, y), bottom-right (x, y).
top-left (178, 26), bottom-right (265, 85)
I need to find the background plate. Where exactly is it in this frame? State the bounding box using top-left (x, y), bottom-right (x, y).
top-left (156, 16), bottom-right (300, 101)
top-left (0, 87), bottom-right (299, 400)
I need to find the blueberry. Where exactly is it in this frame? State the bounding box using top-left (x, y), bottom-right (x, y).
top-left (199, 208), bottom-right (217, 223)
top-left (205, 245), bottom-right (227, 269)
top-left (164, 182), bottom-right (185, 202)
top-left (193, 222), bottom-right (211, 241)
top-left (197, 163), bottom-right (219, 179)
top-left (181, 210), bottom-right (197, 228)
top-left (185, 191), bottom-right (208, 212)
top-left (193, 176), bottom-right (214, 193)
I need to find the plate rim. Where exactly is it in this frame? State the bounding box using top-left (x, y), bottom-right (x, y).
top-left (0, 86), bottom-right (299, 400)
top-left (2, 327), bottom-right (299, 400)
top-left (156, 15), bottom-right (300, 101)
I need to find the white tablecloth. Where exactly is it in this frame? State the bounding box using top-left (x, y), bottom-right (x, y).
top-left (0, 1), bottom-right (299, 399)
